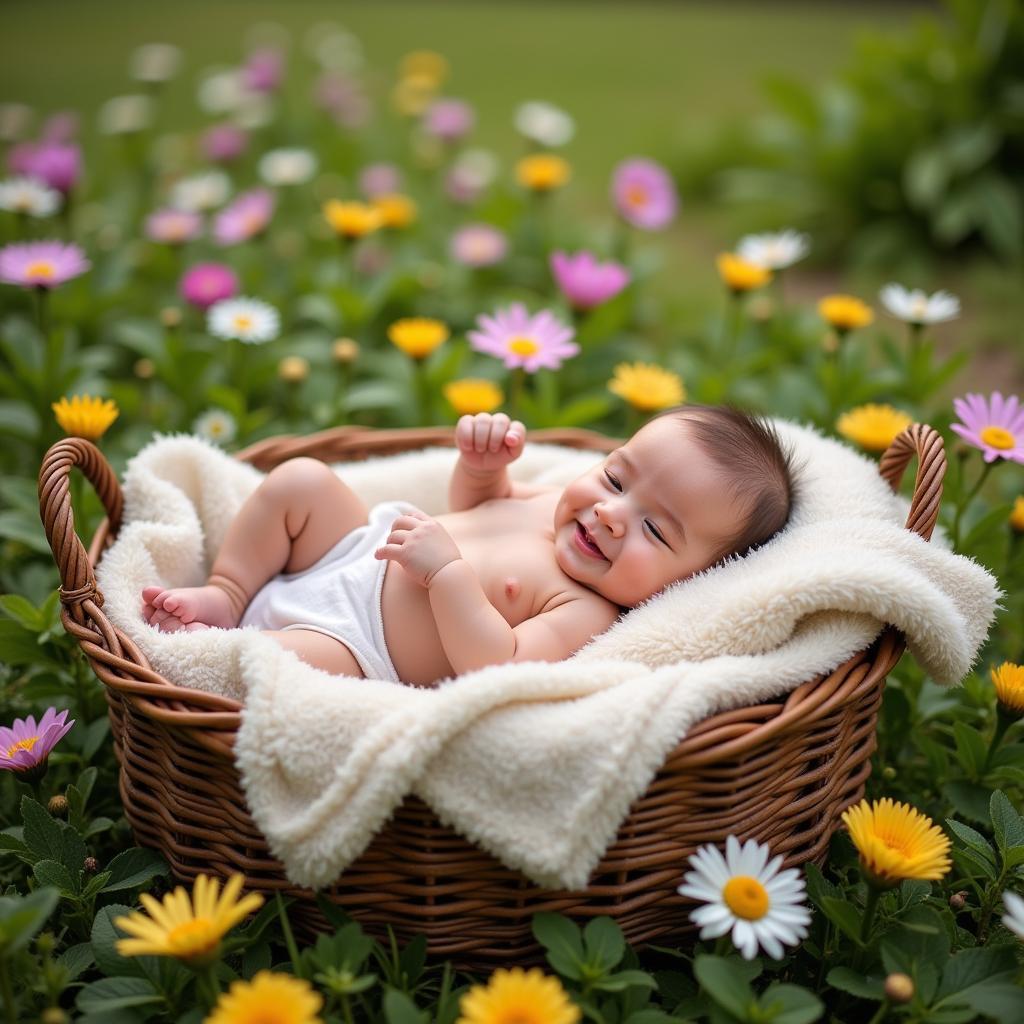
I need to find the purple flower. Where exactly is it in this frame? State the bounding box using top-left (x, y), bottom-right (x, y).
top-left (145, 208), bottom-right (203, 245)
top-left (201, 123), bottom-right (249, 164)
top-left (0, 707), bottom-right (75, 777)
top-left (951, 392), bottom-right (1024, 464)
top-left (424, 99), bottom-right (475, 142)
top-left (359, 162), bottom-right (402, 198)
top-left (212, 188), bottom-right (274, 246)
top-left (468, 303), bottom-right (579, 373)
top-left (0, 240), bottom-right (90, 288)
top-left (243, 48), bottom-right (284, 93)
top-left (180, 262), bottom-right (239, 309)
top-left (612, 157), bottom-right (678, 231)
top-left (550, 250), bottom-right (631, 310)
top-left (8, 141), bottom-right (82, 194)
top-left (450, 224), bottom-right (508, 267)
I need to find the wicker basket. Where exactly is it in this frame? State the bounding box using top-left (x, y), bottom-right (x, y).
top-left (37, 423), bottom-right (945, 966)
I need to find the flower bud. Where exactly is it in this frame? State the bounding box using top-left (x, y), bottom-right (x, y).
top-left (36, 930), bottom-right (56, 955)
top-left (949, 890), bottom-right (968, 911)
top-left (160, 306), bottom-right (182, 329)
top-left (332, 337), bottom-right (359, 363)
top-left (134, 358), bottom-right (156, 380)
top-left (884, 972), bottom-right (914, 1004)
top-left (41, 1009), bottom-right (69, 1024)
top-left (83, 856), bottom-right (99, 874)
top-left (47, 795), bottom-right (69, 818)
top-left (881, 765), bottom-right (897, 781)
top-left (278, 355), bottom-right (310, 383)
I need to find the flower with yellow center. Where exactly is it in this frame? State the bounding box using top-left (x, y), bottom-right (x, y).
top-left (841, 798), bottom-right (951, 888)
top-left (818, 294), bottom-right (874, 333)
top-left (1010, 496), bottom-right (1024, 533)
top-left (516, 154), bottom-right (571, 193)
top-left (836, 404), bottom-right (913, 453)
top-left (387, 318), bottom-right (449, 359)
top-left (392, 74), bottom-right (439, 117)
top-left (444, 378), bottom-right (504, 416)
top-left (457, 967), bottom-right (579, 1024)
top-left (278, 356), bottom-right (310, 383)
top-left (608, 363), bottom-right (685, 413)
top-left (205, 970), bottom-right (323, 1024)
top-left (114, 873), bottom-right (263, 966)
top-left (372, 193), bottom-right (417, 230)
top-left (323, 200), bottom-right (382, 239)
top-left (678, 835), bottom-right (811, 960)
top-left (716, 253), bottom-right (771, 293)
top-left (991, 662), bottom-right (1024, 715)
top-left (52, 395), bottom-right (119, 441)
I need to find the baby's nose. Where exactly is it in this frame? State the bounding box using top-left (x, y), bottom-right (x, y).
top-left (594, 502), bottom-right (624, 537)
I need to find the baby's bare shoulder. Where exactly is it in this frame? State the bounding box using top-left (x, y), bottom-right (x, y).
top-left (540, 580), bottom-right (621, 629)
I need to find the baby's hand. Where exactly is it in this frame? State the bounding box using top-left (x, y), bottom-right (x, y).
top-left (374, 510), bottom-right (462, 588)
top-left (455, 413), bottom-right (526, 475)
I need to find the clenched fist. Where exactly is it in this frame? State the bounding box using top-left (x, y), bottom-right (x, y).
top-left (374, 509), bottom-right (462, 587)
top-left (455, 412), bottom-right (526, 475)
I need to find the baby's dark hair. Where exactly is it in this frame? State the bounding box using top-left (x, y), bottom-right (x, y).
top-left (655, 404), bottom-right (797, 564)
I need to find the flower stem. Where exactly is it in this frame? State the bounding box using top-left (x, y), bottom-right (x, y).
top-left (865, 1000), bottom-right (890, 1024)
top-left (275, 893), bottom-right (304, 977)
top-left (860, 884), bottom-right (882, 944)
top-left (981, 706), bottom-right (1014, 778)
top-left (951, 461), bottom-right (994, 549)
top-left (413, 359), bottom-right (431, 426)
top-left (508, 368), bottom-right (526, 420)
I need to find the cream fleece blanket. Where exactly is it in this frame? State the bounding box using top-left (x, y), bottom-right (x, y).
top-left (96, 422), bottom-right (999, 890)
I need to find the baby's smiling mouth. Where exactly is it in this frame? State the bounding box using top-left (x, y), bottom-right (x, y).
top-left (575, 521), bottom-right (607, 560)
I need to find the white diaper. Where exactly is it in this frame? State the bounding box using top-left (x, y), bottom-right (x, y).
top-left (239, 500), bottom-right (418, 682)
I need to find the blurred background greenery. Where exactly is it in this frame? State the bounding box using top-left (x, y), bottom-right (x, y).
top-left (3, 0), bottom-right (1021, 389)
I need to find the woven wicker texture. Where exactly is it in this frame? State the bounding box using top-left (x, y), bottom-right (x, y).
top-left (38, 424), bottom-right (945, 965)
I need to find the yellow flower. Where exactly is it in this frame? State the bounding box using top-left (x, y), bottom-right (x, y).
top-left (387, 317), bottom-right (449, 359)
top-left (608, 362), bottom-right (686, 412)
top-left (206, 970), bottom-right (323, 1024)
top-left (457, 967), bottom-right (580, 1024)
top-left (819, 294), bottom-right (874, 333)
top-left (392, 74), bottom-right (438, 117)
top-left (836, 404), bottom-right (913, 453)
top-left (444, 378), bottom-right (504, 415)
top-left (399, 50), bottom-right (449, 86)
top-left (323, 200), bottom-right (382, 239)
top-left (516, 154), bottom-right (571, 192)
top-left (716, 253), bottom-right (771, 293)
top-left (114, 873), bottom-right (263, 966)
top-left (373, 193), bottom-right (417, 230)
top-left (52, 395), bottom-right (119, 441)
top-left (991, 662), bottom-right (1024, 715)
top-left (278, 356), bottom-right (309, 383)
top-left (841, 798), bottom-right (951, 888)
top-left (1010, 496), bottom-right (1024, 533)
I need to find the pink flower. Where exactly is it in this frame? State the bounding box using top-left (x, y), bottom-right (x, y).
top-left (7, 141), bottom-right (81, 194)
top-left (145, 208), bottom-right (203, 245)
top-left (179, 262), bottom-right (239, 309)
top-left (468, 302), bottom-right (578, 372)
top-left (0, 240), bottom-right (90, 288)
top-left (951, 392), bottom-right (1024, 464)
top-left (550, 250), bottom-right (630, 310)
top-left (612, 157), bottom-right (678, 231)
top-left (1, 707), bottom-right (75, 777)
top-left (243, 48), bottom-right (284, 93)
top-left (450, 224), bottom-right (508, 267)
top-left (213, 188), bottom-right (274, 246)
top-left (424, 99), bottom-right (475, 142)
top-left (359, 162), bottom-right (402, 198)
top-left (201, 123), bottom-right (248, 163)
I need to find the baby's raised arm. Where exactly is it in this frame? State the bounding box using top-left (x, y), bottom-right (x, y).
top-left (448, 413), bottom-right (526, 511)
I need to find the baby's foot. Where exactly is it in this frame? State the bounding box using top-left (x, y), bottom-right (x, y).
top-left (141, 585), bottom-right (241, 632)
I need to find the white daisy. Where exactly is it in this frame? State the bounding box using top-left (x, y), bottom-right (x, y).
top-left (98, 94), bottom-right (153, 136)
top-left (677, 835), bottom-right (811, 960)
top-left (1003, 890), bottom-right (1024, 941)
top-left (130, 43), bottom-right (182, 84)
top-left (737, 230), bottom-right (810, 270)
top-left (193, 408), bottom-right (237, 445)
top-left (879, 283), bottom-right (960, 326)
top-left (0, 177), bottom-right (61, 217)
top-left (452, 148), bottom-right (500, 189)
top-left (207, 297), bottom-right (280, 344)
top-left (259, 148), bottom-right (318, 187)
top-left (197, 68), bottom-right (246, 114)
top-left (514, 101), bottom-right (575, 148)
top-left (171, 171), bottom-right (231, 213)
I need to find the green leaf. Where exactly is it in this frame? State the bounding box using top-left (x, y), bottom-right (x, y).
top-left (22, 795), bottom-right (64, 861)
top-left (58, 941), bottom-right (96, 982)
top-left (91, 904), bottom-right (150, 979)
top-left (904, 147), bottom-right (950, 212)
top-left (952, 722), bottom-right (987, 779)
top-left (533, 913), bottom-right (585, 979)
top-left (943, 780), bottom-right (993, 825)
top-left (819, 896), bottom-right (862, 944)
top-left (623, 1011), bottom-right (681, 1024)
top-left (76, 976), bottom-right (162, 1015)
top-left (0, 886), bottom-right (59, 955)
top-left (990, 790), bottom-right (1024, 855)
top-left (936, 946), bottom-right (1018, 1001)
top-left (383, 989), bottom-right (428, 1024)
top-left (759, 983), bottom-right (824, 1024)
top-left (945, 818), bottom-right (997, 870)
top-left (99, 847), bottom-right (169, 894)
top-left (583, 916), bottom-right (626, 970)
top-left (0, 593), bottom-right (43, 630)
top-left (33, 858), bottom-right (79, 895)
top-left (694, 955), bottom-right (753, 1020)
top-left (592, 969), bottom-right (657, 993)
top-left (826, 967), bottom-right (884, 1000)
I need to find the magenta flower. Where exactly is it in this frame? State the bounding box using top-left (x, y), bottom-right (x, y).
top-left (550, 250), bottom-right (631, 310)
top-left (951, 392), bottom-right (1024, 464)
top-left (8, 141), bottom-right (82, 194)
top-left (359, 162), bottom-right (402, 198)
top-left (612, 157), bottom-right (678, 231)
top-left (179, 262), bottom-right (239, 309)
top-left (0, 240), bottom-right (90, 289)
top-left (213, 188), bottom-right (274, 246)
top-left (451, 224), bottom-right (508, 267)
top-left (243, 48), bottom-right (284, 93)
top-left (424, 99), bottom-right (475, 142)
top-left (201, 123), bottom-right (248, 164)
top-left (468, 303), bottom-right (579, 373)
top-left (1, 707), bottom-right (75, 778)
top-left (145, 208), bottom-right (203, 245)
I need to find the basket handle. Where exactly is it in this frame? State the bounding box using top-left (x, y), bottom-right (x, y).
top-left (878, 423), bottom-right (945, 541)
top-left (38, 438), bottom-right (123, 614)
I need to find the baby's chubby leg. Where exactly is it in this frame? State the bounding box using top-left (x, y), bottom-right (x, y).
top-left (143, 458), bottom-right (368, 632)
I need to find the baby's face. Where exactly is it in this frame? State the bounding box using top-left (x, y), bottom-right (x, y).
top-left (553, 416), bottom-right (745, 607)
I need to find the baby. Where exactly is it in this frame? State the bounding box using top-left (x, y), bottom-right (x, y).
top-left (142, 405), bottom-right (794, 687)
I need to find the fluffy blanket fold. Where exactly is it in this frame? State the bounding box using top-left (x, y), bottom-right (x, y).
top-left (95, 423), bottom-right (999, 890)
